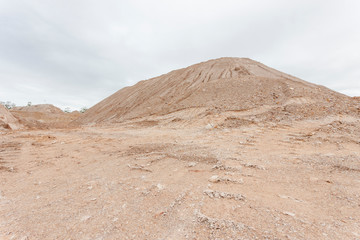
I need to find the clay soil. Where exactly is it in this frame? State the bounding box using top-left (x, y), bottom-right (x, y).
top-left (1, 114), bottom-right (360, 240)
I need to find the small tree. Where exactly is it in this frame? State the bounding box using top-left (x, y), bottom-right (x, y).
top-left (5, 101), bottom-right (15, 109)
top-left (80, 107), bottom-right (88, 113)
top-left (27, 101), bottom-right (32, 106)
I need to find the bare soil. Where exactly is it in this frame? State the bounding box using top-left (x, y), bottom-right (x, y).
top-left (1, 112), bottom-right (360, 239)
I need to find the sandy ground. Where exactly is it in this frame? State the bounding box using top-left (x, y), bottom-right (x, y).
top-left (1, 114), bottom-right (359, 240)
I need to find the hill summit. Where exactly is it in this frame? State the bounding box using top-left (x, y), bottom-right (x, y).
top-left (76, 57), bottom-right (356, 125)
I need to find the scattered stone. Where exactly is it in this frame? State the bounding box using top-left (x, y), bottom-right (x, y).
top-left (203, 189), bottom-right (245, 201)
top-left (127, 164), bottom-right (152, 172)
top-left (242, 163), bottom-right (266, 170)
top-left (212, 163), bottom-right (242, 172)
top-left (195, 210), bottom-right (249, 231)
top-left (208, 175), bottom-right (244, 184)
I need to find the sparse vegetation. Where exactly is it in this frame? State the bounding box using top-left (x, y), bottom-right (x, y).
top-left (80, 107), bottom-right (88, 113)
top-left (0, 101), bottom-right (16, 109)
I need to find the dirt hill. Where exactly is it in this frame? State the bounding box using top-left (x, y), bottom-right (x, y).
top-left (11, 104), bottom-right (80, 129)
top-left (13, 104), bottom-right (64, 114)
top-left (0, 104), bottom-right (22, 130)
top-left (76, 57), bottom-right (358, 126)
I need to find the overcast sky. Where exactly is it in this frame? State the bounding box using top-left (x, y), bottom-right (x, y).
top-left (0, 0), bottom-right (359, 110)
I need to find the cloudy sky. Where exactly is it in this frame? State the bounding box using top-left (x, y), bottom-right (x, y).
top-left (0, 0), bottom-right (359, 110)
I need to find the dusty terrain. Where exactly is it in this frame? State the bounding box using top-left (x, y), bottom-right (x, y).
top-left (1, 115), bottom-right (360, 239)
top-left (1, 58), bottom-right (360, 239)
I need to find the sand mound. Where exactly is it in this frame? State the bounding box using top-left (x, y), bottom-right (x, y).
top-left (0, 104), bottom-right (22, 130)
top-left (13, 104), bottom-right (64, 114)
top-left (11, 104), bottom-right (79, 129)
top-left (76, 57), bottom-right (358, 125)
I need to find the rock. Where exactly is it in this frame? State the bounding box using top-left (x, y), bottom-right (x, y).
top-left (205, 123), bottom-right (214, 130)
top-left (203, 189), bottom-right (245, 201)
top-left (187, 162), bottom-right (197, 167)
top-left (80, 215), bottom-right (91, 222)
top-left (283, 211), bottom-right (295, 217)
top-left (156, 183), bottom-right (165, 191)
top-left (209, 175), bottom-right (220, 183)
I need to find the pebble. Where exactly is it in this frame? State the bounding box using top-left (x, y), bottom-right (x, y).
top-left (283, 211), bottom-right (295, 217)
top-left (187, 162), bottom-right (197, 167)
top-left (80, 215), bottom-right (91, 222)
top-left (156, 184), bottom-right (165, 190)
top-left (209, 175), bottom-right (220, 183)
top-left (205, 123), bottom-right (214, 130)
